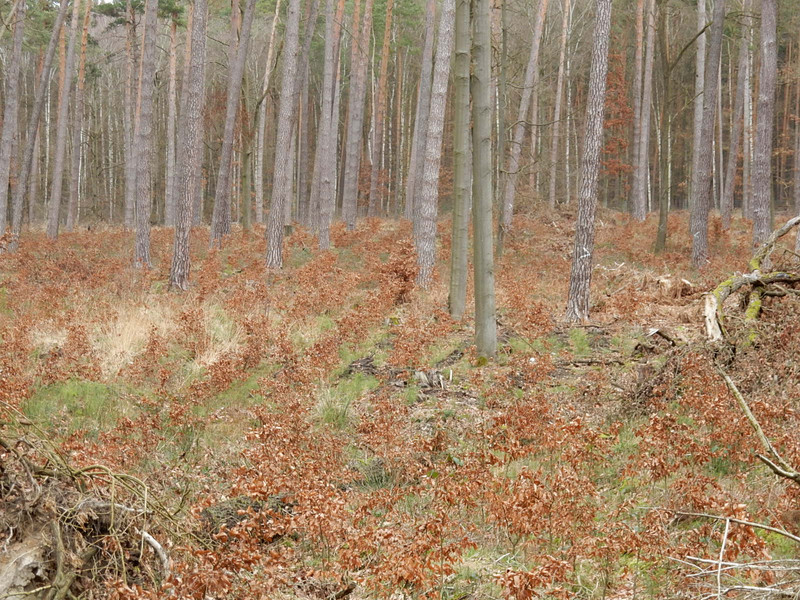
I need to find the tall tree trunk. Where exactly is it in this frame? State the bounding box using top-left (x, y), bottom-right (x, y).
top-left (405, 0), bottom-right (436, 221)
top-left (449, 0), bottom-right (471, 320)
top-left (631, 0), bottom-right (655, 222)
top-left (564, 0), bottom-right (612, 322)
top-left (46, 0), bottom-right (82, 239)
top-left (751, 0), bottom-right (776, 246)
top-left (367, 0), bottom-right (394, 216)
top-left (165, 19), bottom-right (179, 226)
top-left (548, 0), bottom-right (570, 210)
top-left (266, 0), bottom-right (302, 268)
top-left (131, 0), bottom-right (159, 266)
top-left (472, 0), bottom-right (497, 358)
top-left (689, 0), bottom-right (725, 266)
top-left (210, 0), bottom-right (259, 246)
top-left (689, 0), bottom-right (706, 210)
top-left (254, 0), bottom-right (283, 224)
top-left (0, 0), bottom-right (25, 234)
top-left (340, 0), bottom-right (374, 230)
top-left (628, 0), bottom-right (644, 215)
top-left (497, 0), bottom-right (549, 255)
top-left (123, 0), bottom-right (138, 229)
top-left (169, 0), bottom-right (208, 289)
top-left (721, 0), bottom-right (749, 230)
top-left (414, 0), bottom-right (455, 286)
top-left (655, 0), bottom-right (670, 253)
top-left (66, 0), bottom-right (92, 231)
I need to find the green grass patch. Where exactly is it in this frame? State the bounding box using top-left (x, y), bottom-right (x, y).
top-left (569, 328), bottom-right (592, 357)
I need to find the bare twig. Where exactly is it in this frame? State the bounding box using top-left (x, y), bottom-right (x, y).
top-left (672, 510), bottom-right (800, 545)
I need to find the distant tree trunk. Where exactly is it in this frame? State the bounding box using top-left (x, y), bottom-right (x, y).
top-left (9, 0), bottom-right (69, 250)
top-left (254, 0), bottom-right (283, 224)
top-left (340, 0), bottom-right (374, 230)
top-left (46, 0), bottom-right (82, 240)
top-left (266, 0), bottom-right (302, 268)
top-left (131, 0), bottom-right (159, 266)
top-left (751, 0), bottom-right (776, 247)
top-left (0, 0), bottom-right (25, 234)
top-left (210, 0), bottom-right (258, 247)
top-left (564, 0), bottom-right (612, 322)
top-left (164, 18), bottom-right (179, 226)
top-left (405, 0), bottom-right (436, 221)
top-left (689, 0), bottom-right (706, 209)
top-left (497, 0), bottom-right (548, 255)
top-left (655, 0), bottom-right (670, 253)
top-left (631, 0), bottom-right (654, 222)
top-left (689, 0), bottom-right (725, 267)
top-left (123, 0), bottom-right (138, 229)
top-left (449, 0), bottom-right (471, 320)
top-left (66, 0), bottom-right (92, 231)
top-left (472, 0), bottom-right (497, 358)
top-left (414, 0), bottom-right (455, 287)
top-left (169, 0), bottom-right (208, 289)
top-left (548, 0), bottom-right (570, 210)
top-left (721, 1), bottom-right (749, 230)
top-left (367, 0), bottom-right (394, 217)
top-left (628, 0), bottom-right (644, 215)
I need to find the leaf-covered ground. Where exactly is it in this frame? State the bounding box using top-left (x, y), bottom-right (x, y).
top-left (2, 210), bottom-right (800, 599)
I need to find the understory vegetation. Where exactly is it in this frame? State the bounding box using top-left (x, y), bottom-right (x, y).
top-left (2, 209), bottom-right (800, 599)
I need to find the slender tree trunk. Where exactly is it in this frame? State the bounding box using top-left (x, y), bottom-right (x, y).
top-left (751, 0), bottom-right (776, 246)
top-left (449, 0), bottom-right (471, 320)
top-left (46, 0), bottom-right (82, 239)
top-left (472, 0), bottom-right (497, 358)
top-left (689, 0), bottom-right (725, 266)
top-left (722, 1), bottom-right (749, 229)
top-left (340, 0), bottom-right (374, 230)
top-left (0, 0), bottom-right (25, 234)
top-left (497, 0), bottom-right (549, 255)
top-left (210, 0), bottom-right (258, 246)
top-left (628, 0), bottom-right (644, 215)
top-left (631, 0), bottom-right (655, 222)
top-left (689, 0), bottom-right (706, 210)
top-left (266, 0), bottom-right (302, 267)
top-left (165, 19), bottom-right (179, 226)
top-left (367, 0), bottom-right (394, 216)
top-left (123, 0), bottom-right (138, 229)
top-left (565, 0), bottom-right (612, 322)
top-left (548, 0), bottom-right (570, 210)
top-left (169, 0), bottom-right (208, 289)
top-left (405, 0), bottom-right (436, 220)
top-left (655, 0), bottom-right (670, 253)
top-left (414, 0), bottom-right (455, 286)
top-left (66, 0), bottom-right (92, 231)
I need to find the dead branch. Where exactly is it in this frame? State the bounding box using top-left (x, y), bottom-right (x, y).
top-left (671, 510), bottom-right (800, 545)
top-left (718, 369), bottom-right (800, 487)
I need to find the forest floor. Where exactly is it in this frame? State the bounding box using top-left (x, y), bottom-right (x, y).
top-left (2, 209), bottom-right (800, 600)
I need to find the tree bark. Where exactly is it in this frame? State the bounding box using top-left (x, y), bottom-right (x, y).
top-left (0, 0), bottom-right (25, 234)
top-left (449, 0), bottom-right (471, 320)
top-left (123, 0), bottom-right (138, 229)
top-left (631, 0), bottom-right (655, 222)
top-left (405, 0), bottom-right (435, 221)
top-left (689, 0), bottom-right (706, 211)
top-left (497, 0), bottom-right (549, 254)
top-left (46, 0), bottom-right (82, 239)
top-left (689, 0), bottom-right (725, 267)
top-left (564, 0), bottom-right (612, 322)
top-left (548, 0), bottom-right (570, 210)
top-left (751, 0), bottom-right (777, 247)
top-left (164, 18), bottom-right (179, 227)
top-left (367, 0), bottom-right (394, 217)
top-left (472, 0), bottom-right (497, 357)
top-left (169, 0), bottom-right (208, 289)
top-left (266, 0), bottom-right (302, 268)
top-left (627, 0), bottom-right (644, 215)
top-left (414, 0), bottom-right (455, 287)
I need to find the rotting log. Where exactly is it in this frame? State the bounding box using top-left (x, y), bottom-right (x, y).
top-left (705, 215), bottom-right (800, 341)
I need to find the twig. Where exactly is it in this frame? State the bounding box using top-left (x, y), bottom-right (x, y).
top-left (671, 511), bottom-right (800, 545)
top-left (138, 530), bottom-right (170, 578)
top-left (717, 518), bottom-right (729, 599)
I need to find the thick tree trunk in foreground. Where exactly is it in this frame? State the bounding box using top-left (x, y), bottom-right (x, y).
top-left (0, 0), bottom-right (25, 234)
top-left (169, 0), bottom-right (208, 289)
top-left (564, 0), bottom-right (612, 323)
top-left (497, 0), bottom-right (548, 255)
top-left (164, 19), bottom-right (179, 227)
top-left (449, 0), bottom-right (471, 320)
top-left (266, 0), bottom-right (302, 268)
top-left (405, 0), bottom-right (436, 221)
top-left (414, 0), bottom-right (455, 287)
top-left (210, 0), bottom-right (258, 246)
top-left (46, 0), bottom-right (82, 239)
top-left (751, 0), bottom-right (777, 247)
top-left (689, 0), bottom-right (725, 267)
top-left (472, 0), bottom-right (497, 358)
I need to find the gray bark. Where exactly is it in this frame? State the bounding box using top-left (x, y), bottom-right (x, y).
top-left (631, 0), bottom-right (654, 222)
top-left (564, 0), bottom-right (612, 322)
top-left (123, 0), bottom-right (138, 229)
top-left (689, 0), bottom-right (706, 210)
top-left (627, 0), bottom-right (644, 216)
top-left (548, 0), bottom-right (570, 210)
top-left (66, 0), bottom-right (91, 231)
top-left (165, 19), bottom-right (179, 227)
top-left (0, 0), bottom-right (25, 234)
